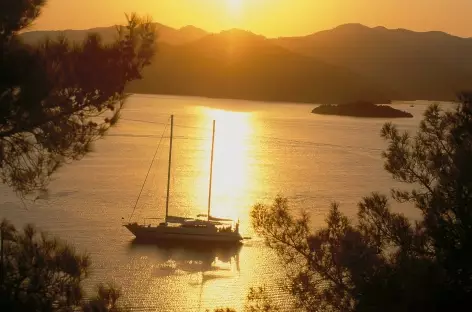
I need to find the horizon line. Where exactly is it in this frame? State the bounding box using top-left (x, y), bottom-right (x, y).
top-left (26, 22), bottom-right (472, 39)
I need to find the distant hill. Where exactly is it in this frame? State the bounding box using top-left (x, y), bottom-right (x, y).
top-left (20, 23), bottom-right (472, 103)
top-left (20, 23), bottom-right (208, 46)
top-left (274, 23), bottom-right (472, 101)
top-left (126, 30), bottom-right (391, 104)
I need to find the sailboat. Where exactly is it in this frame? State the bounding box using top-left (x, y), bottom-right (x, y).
top-left (124, 115), bottom-right (243, 244)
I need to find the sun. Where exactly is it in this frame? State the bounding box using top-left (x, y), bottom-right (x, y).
top-left (226, 0), bottom-right (243, 16)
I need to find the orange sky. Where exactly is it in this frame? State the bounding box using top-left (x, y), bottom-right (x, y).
top-left (33, 0), bottom-right (472, 37)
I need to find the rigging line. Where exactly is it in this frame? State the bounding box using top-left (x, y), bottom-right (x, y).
top-left (149, 137), bottom-right (166, 208)
top-left (120, 117), bottom-right (168, 126)
top-left (112, 130), bottom-right (381, 152)
top-left (128, 117), bottom-right (170, 222)
top-left (174, 123), bottom-right (212, 130)
top-left (117, 117), bottom-right (359, 145)
top-left (120, 117), bottom-right (212, 130)
top-left (119, 117), bottom-right (381, 151)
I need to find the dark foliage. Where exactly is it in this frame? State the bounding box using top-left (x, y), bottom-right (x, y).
top-left (0, 219), bottom-right (128, 311)
top-left (253, 93), bottom-right (472, 311)
top-left (0, 0), bottom-right (155, 197)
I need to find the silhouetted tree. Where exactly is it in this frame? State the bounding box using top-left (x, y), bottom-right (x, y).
top-left (0, 219), bottom-right (129, 311)
top-left (0, 0), bottom-right (155, 198)
top-left (82, 283), bottom-right (129, 312)
top-left (252, 93), bottom-right (472, 312)
top-left (0, 1), bottom-right (156, 311)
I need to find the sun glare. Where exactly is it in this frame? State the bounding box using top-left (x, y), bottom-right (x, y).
top-left (194, 108), bottom-right (256, 222)
top-left (226, 0), bottom-right (243, 17)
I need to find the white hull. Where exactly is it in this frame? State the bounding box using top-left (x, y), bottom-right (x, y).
top-left (125, 223), bottom-right (242, 243)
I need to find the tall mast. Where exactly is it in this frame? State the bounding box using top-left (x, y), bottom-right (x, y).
top-left (207, 120), bottom-right (216, 221)
top-left (165, 115), bottom-right (174, 223)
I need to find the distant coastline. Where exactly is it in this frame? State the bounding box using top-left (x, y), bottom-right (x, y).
top-left (128, 93), bottom-right (459, 108)
top-left (311, 101), bottom-right (413, 118)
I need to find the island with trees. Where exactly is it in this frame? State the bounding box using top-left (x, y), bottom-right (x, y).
top-left (311, 101), bottom-right (413, 118)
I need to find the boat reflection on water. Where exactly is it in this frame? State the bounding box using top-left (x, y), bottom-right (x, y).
top-left (127, 240), bottom-right (243, 310)
top-left (128, 239), bottom-right (242, 277)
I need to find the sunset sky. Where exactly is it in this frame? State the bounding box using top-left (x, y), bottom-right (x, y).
top-left (33, 0), bottom-right (472, 37)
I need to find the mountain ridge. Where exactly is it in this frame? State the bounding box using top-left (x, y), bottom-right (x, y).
top-left (21, 22), bottom-right (209, 45)
top-left (24, 22), bottom-right (472, 40)
top-left (19, 23), bottom-right (472, 103)
top-left (273, 23), bottom-right (472, 101)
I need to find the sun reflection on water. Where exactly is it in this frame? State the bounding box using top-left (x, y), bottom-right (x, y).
top-left (193, 107), bottom-right (257, 226)
top-left (118, 103), bottom-right (273, 311)
top-left (127, 240), bottom-right (245, 311)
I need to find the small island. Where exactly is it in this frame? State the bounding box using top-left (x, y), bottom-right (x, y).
top-left (311, 101), bottom-right (413, 118)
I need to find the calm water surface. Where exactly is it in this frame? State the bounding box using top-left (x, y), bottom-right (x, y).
top-left (0, 95), bottom-right (434, 311)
